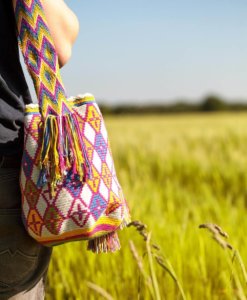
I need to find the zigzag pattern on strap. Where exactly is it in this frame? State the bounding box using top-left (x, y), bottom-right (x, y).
top-left (15, 0), bottom-right (70, 117)
top-left (23, 28), bottom-right (56, 73)
top-left (15, 0), bottom-right (92, 195)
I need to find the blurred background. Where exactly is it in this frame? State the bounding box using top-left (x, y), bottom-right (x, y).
top-left (22, 1), bottom-right (247, 299)
top-left (24, 0), bottom-right (247, 109)
top-left (63, 0), bottom-right (247, 107)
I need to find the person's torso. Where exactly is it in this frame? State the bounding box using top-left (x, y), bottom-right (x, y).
top-left (0, 0), bottom-right (32, 156)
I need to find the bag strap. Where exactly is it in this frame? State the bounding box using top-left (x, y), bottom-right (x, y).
top-left (15, 0), bottom-right (92, 191)
top-left (14, 1), bottom-right (130, 254)
top-left (15, 0), bottom-right (71, 117)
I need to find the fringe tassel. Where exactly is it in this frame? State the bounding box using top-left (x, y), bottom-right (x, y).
top-left (87, 231), bottom-right (121, 253)
top-left (37, 113), bottom-right (91, 195)
top-left (87, 215), bottom-right (131, 254)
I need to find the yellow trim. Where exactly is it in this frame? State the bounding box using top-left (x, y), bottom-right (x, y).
top-left (25, 94), bottom-right (95, 114)
top-left (33, 217), bottom-right (122, 242)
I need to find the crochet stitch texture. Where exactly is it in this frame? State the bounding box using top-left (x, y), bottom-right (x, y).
top-left (16, 0), bottom-right (130, 252)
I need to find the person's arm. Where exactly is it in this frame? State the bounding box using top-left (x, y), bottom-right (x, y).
top-left (12, 0), bottom-right (79, 67)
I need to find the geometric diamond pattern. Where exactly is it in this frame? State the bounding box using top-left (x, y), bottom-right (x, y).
top-left (80, 185), bottom-right (93, 206)
top-left (22, 150), bottom-right (34, 179)
top-left (95, 133), bottom-right (107, 161)
top-left (84, 123), bottom-right (96, 145)
top-left (27, 209), bottom-right (43, 236)
top-left (105, 191), bottom-right (122, 216)
top-left (26, 42), bottom-right (41, 74)
top-left (42, 37), bottom-right (56, 71)
top-left (87, 105), bottom-right (101, 132)
top-left (55, 188), bottom-right (74, 218)
top-left (21, 100), bottom-right (128, 244)
top-left (25, 134), bottom-right (37, 158)
top-left (17, 0), bottom-right (129, 247)
top-left (44, 206), bottom-right (64, 235)
top-left (99, 180), bottom-right (109, 200)
top-left (24, 179), bottom-right (40, 209)
top-left (65, 178), bottom-right (82, 198)
top-left (70, 199), bottom-right (90, 227)
top-left (84, 139), bottom-right (94, 162)
top-left (87, 167), bottom-right (100, 193)
top-left (92, 151), bottom-right (102, 173)
top-left (36, 195), bottom-right (48, 218)
top-left (89, 194), bottom-right (107, 220)
top-left (101, 163), bottom-right (112, 189)
top-left (31, 115), bottom-right (42, 141)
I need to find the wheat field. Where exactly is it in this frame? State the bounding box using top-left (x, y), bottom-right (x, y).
top-left (46, 112), bottom-right (247, 300)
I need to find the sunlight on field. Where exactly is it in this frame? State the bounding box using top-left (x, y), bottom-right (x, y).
top-left (46, 112), bottom-right (247, 300)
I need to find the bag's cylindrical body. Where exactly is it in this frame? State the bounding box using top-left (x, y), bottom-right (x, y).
top-left (20, 95), bottom-right (128, 248)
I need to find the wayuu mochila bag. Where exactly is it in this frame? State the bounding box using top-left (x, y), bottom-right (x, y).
top-left (15, 0), bottom-right (130, 253)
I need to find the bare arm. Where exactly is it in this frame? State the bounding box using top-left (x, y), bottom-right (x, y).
top-left (13, 0), bottom-right (79, 67)
top-left (42, 0), bottom-right (79, 67)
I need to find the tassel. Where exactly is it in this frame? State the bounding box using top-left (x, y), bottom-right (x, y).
top-left (63, 114), bottom-right (85, 180)
top-left (72, 114), bottom-right (92, 179)
top-left (87, 231), bottom-right (121, 253)
top-left (37, 166), bottom-right (47, 187)
top-left (38, 112), bottom-right (91, 194)
top-left (87, 207), bottom-right (131, 253)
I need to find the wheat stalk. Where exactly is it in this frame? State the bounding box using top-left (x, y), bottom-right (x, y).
top-left (128, 220), bottom-right (187, 300)
top-left (199, 223), bottom-right (247, 299)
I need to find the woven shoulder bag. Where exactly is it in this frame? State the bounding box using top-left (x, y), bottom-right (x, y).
top-left (15, 0), bottom-right (130, 253)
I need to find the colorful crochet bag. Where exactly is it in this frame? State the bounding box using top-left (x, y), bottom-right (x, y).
top-left (15, 0), bottom-right (130, 253)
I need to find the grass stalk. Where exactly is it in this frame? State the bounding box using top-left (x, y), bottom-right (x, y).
top-left (233, 250), bottom-right (247, 285)
top-left (129, 240), bottom-right (155, 299)
top-left (86, 281), bottom-right (115, 300)
top-left (146, 233), bottom-right (161, 300)
top-left (199, 223), bottom-right (247, 299)
top-left (128, 220), bottom-right (187, 300)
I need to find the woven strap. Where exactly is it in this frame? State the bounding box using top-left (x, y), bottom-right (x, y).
top-left (15, 0), bottom-right (70, 117)
top-left (14, 1), bottom-right (129, 253)
top-left (15, 0), bottom-right (90, 190)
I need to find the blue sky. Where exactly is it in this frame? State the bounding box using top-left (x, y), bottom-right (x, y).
top-left (25, 0), bottom-right (247, 104)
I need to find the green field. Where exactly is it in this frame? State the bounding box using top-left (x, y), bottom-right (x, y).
top-left (46, 112), bottom-right (247, 300)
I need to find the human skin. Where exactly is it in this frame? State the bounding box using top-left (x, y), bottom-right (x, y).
top-left (12, 0), bottom-right (79, 67)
